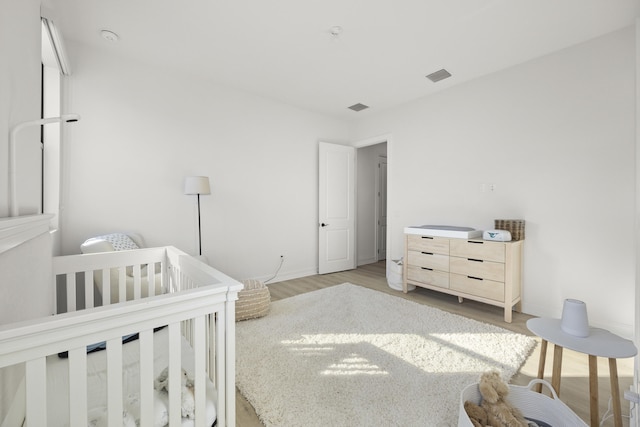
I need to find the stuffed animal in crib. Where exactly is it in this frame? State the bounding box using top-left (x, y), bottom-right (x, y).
top-left (464, 370), bottom-right (540, 427)
top-left (154, 367), bottom-right (196, 419)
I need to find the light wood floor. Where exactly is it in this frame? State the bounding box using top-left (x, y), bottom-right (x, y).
top-left (236, 261), bottom-right (634, 426)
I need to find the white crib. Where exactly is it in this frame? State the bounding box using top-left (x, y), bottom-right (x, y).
top-left (0, 217), bottom-right (242, 427)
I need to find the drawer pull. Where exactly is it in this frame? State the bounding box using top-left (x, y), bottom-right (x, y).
top-left (468, 258), bottom-right (483, 263)
top-left (421, 267), bottom-right (433, 271)
top-left (467, 275), bottom-right (483, 281)
top-left (421, 236), bottom-right (434, 240)
top-left (468, 240), bottom-right (484, 244)
top-left (421, 251), bottom-right (433, 255)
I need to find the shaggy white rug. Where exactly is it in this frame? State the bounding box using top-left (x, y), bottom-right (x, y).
top-left (236, 283), bottom-right (536, 427)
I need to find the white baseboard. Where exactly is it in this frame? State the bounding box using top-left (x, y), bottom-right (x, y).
top-left (357, 257), bottom-right (378, 266)
top-left (254, 268), bottom-right (318, 285)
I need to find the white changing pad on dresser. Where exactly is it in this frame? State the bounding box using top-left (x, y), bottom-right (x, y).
top-left (404, 225), bottom-right (483, 238)
top-left (45, 327), bottom-right (217, 427)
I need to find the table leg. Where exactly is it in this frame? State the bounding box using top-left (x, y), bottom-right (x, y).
top-left (535, 339), bottom-right (548, 393)
top-left (504, 307), bottom-right (512, 323)
top-left (551, 344), bottom-right (563, 396)
top-left (589, 355), bottom-right (599, 427)
top-left (609, 358), bottom-right (622, 427)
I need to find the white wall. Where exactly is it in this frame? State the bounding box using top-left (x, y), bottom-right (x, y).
top-left (61, 42), bottom-right (350, 282)
top-left (353, 27), bottom-right (636, 337)
top-left (0, 0), bottom-right (42, 217)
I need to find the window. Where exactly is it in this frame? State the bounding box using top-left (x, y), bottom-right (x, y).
top-left (41, 18), bottom-right (64, 227)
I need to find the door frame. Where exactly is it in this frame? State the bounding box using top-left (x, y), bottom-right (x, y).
top-left (375, 155), bottom-right (387, 261)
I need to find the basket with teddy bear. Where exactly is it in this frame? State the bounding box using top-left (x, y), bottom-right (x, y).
top-left (459, 371), bottom-right (587, 427)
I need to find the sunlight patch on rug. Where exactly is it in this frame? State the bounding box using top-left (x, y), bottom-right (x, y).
top-left (236, 283), bottom-right (536, 427)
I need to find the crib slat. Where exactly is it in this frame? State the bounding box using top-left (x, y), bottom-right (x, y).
top-left (102, 269), bottom-right (111, 304)
top-left (168, 323), bottom-right (182, 426)
top-left (84, 270), bottom-right (94, 309)
top-left (225, 300), bottom-right (237, 427)
top-left (66, 272), bottom-right (76, 312)
top-left (216, 309), bottom-right (226, 427)
top-left (107, 337), bottom-right (123, 427)
top-left (208, 314), bottom-right (215, 383)
top-left (147, 263), bottom-right (156, 297)
top-left (69, 347), bottom-right (88, 427)
top-left (139, 330), bottom-right (154, 427)
top-left (132, 264), bottom-right (141, 300)
top-left (194, 316), bottom-right (206, 427)
top-left (52, 273), bottom-right (58, 315)
top-left (118, 267), bottom-right (127, 302)
top-left (26, 357), bottom-right (47, 426)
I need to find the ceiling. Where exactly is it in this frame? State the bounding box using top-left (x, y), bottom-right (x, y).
top-left (43, 0), bottom-right (638, 121)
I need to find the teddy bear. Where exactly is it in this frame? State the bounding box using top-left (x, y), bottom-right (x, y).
top-left (154, 367), bottom-right (196, 419)
top-left (464, 400), bottom-right (489, 427)
top-left (464, 370), bottom-right (539, 427)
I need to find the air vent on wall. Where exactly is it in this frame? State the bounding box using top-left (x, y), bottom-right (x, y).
top-left (348, 103), bottom-right (369, 112)
top-left (426, 69), bottom-right (452, 83)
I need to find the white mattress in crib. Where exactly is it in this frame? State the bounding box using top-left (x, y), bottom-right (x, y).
top-left (45, 327), bottom-right (217, 427)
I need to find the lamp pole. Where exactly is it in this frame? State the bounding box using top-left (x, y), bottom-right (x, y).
top-left (197, 193), bottom-right (203, 256)
top-left (184, 176), bottom-right (211, 257)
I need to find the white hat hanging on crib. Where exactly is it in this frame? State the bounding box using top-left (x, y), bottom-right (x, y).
top-left (560, 298), bottom-right (590, 337)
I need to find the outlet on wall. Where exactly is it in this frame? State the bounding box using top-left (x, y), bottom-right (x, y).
top-left (480, 183), bottom-right (496, 192)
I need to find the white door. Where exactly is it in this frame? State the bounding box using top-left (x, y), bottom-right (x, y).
top-left (318, 142), bottom-right (356, 274)
top-left (376, 157), bottom-right (387, 261)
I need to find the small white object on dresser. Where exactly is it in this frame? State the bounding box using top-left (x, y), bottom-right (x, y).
top-left (403, 227), bottom-right (524, 322)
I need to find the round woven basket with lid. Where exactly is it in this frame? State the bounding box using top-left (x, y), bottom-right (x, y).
top-left (236, 279), bottom-right (271, 321)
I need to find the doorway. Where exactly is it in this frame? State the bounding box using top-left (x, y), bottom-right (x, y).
top-left (376, 155), bottom-right (387, 261)
top-left (356, 141), bottom-right (388, 266)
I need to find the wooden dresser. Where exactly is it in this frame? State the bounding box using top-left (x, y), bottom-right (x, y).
top-left (403, 232), bottom-right (523, 322)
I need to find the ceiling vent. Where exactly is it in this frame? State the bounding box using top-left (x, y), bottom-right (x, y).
top-left (426, 69), bottom-right (452, 83)
top-left (348, 103), bottom-right (369, 112)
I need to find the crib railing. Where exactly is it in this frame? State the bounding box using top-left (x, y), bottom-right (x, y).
top-left (53, 247), bottom-right (170, 311)
top-left (0, 246), bottom-right (241, 427)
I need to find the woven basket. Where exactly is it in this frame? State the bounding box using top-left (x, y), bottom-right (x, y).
top-left (458, 379), bottom-right (586, 426)
top-left (494, 219), bottom-right (525, 241)
top-left (236, 279), bottom-right (271, 322)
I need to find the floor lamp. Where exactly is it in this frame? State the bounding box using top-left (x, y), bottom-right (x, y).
top-left (184, 176), bottom-right (211, 256)
top-left (9, 114), bottom-right (80, 216)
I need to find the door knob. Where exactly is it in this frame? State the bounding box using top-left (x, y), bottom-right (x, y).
top-left (321, 223), bottom-right (329, 227)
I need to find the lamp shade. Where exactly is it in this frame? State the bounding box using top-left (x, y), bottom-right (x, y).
top-left (560, 299), bottom-right (589, 337)
top-left (184, 176), bottom-right (211, 195)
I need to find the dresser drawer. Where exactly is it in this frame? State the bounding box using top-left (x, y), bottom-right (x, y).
top-left (450, 239), bottom-right (504, 262)
top-left (450, 273), bottom-right (504, 302)
top-left (407, 250), bottom-right (449, 272)
top-left (406, 235), bottom-right (449, 255)
top-left (449, 257), bottom-right (504, 282)
top-left (407, 265), bottom-right (449, 289)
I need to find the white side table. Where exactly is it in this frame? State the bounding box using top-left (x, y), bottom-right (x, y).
top-left (527, 318), bottom-right (637, 427)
